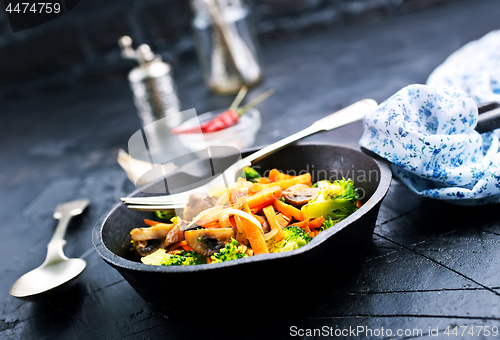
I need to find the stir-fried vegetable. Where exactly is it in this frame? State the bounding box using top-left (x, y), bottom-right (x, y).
top-left (141, 249), bottom-right (206, 266)
top-left (129, 168), bottom-right (360, 266)
top-left (155, 210), bottom-right (176, 221)
top-left (319, 218), bottom-right (335, 232)
top-left (266, 226), bottom-right (312, 253)
top-left (210, 238), bottom-right (249, 263)
top-left (301, 178), bottom-right (358, 220)
top-left (244, 167), bottom-right (262, 182)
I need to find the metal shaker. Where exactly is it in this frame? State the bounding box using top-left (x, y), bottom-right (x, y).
top-left (191, 0), bottom-right (263, 94)
top-left (118, 36), bottom-right (182, 127)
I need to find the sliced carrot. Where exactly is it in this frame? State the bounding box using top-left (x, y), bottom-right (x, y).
top-left (250, 202), bottom-right (269, 214)
top-left (269, 168), bottom-right (296, 182)
top-left (233, 216), bottom-right (248, 245)
top-left (144, 219), bottom-right (162, 226)
top-left (169, 242), bottom-right (181, 250)
top-left (243, 200), bottom-right (252, 215)
top-left (268, 169), bottom-right (281, 182)
top-left (247, 185), bottom-right (260, 196)
top-left (257, 177), bottom-right (271, 184)
top-left (356, 200), bottom-right (362, 208)
top-left (250, 180), bottom-right (304, 194)
top-left (181, 241), bottom-right (193, 251)
top-left (262, 206), bottom-right (285, 242)
top-left (206, 257), bottom-right (212, 264)
top-left (275, 173), bottom-right (296, 181)
top-left (309, 216), bottom-right (325, 229)
top-left (170, 240), bottom-right (191, 251)
top-left (276, 213), bottom-right (291, 229)
top-left (203, 221), bottom-right (220, 229)
top-left (273, 199), bottom-right (307, 221)
top-left (247, 183), bottom-right (273, 195)
top-left (239, 216), bottom-right (269, 255)
top-left (272, 173), bottom-right (311, 190)
top-left (290, 219), bottom-right (310, 233)
top-left (252, 214), bottom-right (266, 225)
top-left (246, 185), bottom-right (282, 209)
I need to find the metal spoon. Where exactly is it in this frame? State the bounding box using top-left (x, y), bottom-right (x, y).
top-left (10, 199), bottom-right (89, 300)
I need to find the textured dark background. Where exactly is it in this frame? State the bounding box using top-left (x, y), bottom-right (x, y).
top-left (0, 0), bottom-right (467, 92)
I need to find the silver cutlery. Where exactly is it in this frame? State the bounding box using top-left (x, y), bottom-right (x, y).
top-left (10, 199), bottom-right (89, 300)
top-left (121, 99), bottom-right (377, 210)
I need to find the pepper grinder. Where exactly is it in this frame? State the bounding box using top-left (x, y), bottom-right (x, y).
top-left (118, 36), bottom-right (182, 128)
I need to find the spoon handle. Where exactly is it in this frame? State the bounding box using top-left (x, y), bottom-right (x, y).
top-left (45, 199), bottom-right (89, 263)
top-left (46, 214), bottom-right (72, 262)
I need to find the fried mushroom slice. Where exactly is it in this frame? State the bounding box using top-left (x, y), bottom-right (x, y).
top-left (130, 223), bottom-right (175, 242)
top-left (283, 184), bottom-right (320, 208)
top-left (184, 228), bottom-right (234, 256)
top-left (135, 239), bottom-right (163, 256)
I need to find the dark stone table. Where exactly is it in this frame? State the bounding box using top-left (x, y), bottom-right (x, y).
top-left (2, 0), bottom-right (500, 338)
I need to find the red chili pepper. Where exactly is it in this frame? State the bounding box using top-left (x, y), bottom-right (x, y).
top-left (171, 109), bottom-right (239, 134)
top-left (202, 109), bottom-right (240, 133)
top-left (172, 88), bottom-right (274, 135)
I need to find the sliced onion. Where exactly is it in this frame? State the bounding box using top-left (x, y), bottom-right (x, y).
top-left (230, 180), bottom-right (253, 189)
top-left (220, 208), bottom-right (263, 232)
top-left (219, 212), bottom-right (232, 229)
top-left (263, 227), bottom-right (279, 241)
top-left (233, 215), bottom-right (248, 245)
top-left (208, 180), bottom-right (252, 198)
top-left (190, 206), bottom-right (227, 227)
top-left (215, 190), bottom-right (230, 206)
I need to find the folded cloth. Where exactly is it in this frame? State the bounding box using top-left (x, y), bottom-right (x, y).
top-left (360, 84), bottom-right (500, 205)
top-left (427, 30), bottom-right (500, 105)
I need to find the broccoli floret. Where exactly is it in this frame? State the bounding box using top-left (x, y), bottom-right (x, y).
top-left (319, 217), bottom-right (335, 232)
top-left (210, 238), bottom-right (248, 263)
top-left (311, 180), bottom-right (332, 189)
top-left (162, 254), bottom-right (185, 266)
top-left (267, 226), bottom-right (312, 253)
top-left (155, 210), bottom-right (176, 221)
top-left (244, 167), bottom-right (261, 182)
top-left (161, 250), bottom-right (206, 266)
top-left (302, 178), bottom-right (358, 220)
top-left (141, 249), bottom-right (205, 266)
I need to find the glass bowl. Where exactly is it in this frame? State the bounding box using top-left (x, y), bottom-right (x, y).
top-left (176, 108), bottom-right (261, 153)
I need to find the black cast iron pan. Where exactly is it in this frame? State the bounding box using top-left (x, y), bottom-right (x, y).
top-left (93, 143), bottom-right (392, 316)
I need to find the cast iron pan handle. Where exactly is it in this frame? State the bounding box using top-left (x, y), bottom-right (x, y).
top-left (476, 102), bottom-right (500, 133)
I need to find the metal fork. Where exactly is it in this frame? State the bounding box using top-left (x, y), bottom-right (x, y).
top-left (121, 99), bottom-right (378, 211)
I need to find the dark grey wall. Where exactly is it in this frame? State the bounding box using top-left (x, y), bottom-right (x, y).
top-left (0, 0), bottom-right (467, 87)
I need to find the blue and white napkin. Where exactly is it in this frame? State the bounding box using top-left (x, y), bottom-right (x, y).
top-left (427, 30), bottom-right (500, 105)
top-left (360, 30), bottom-right (500, 205)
